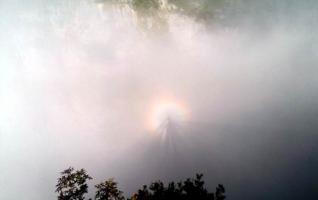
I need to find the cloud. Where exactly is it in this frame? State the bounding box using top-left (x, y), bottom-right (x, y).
top-left (0, 0), bottom-right (317, 199)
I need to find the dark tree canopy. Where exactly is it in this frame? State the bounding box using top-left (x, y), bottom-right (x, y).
top-left (95, 178), bottom-right (125, 200)
top-left (129, 173), bottom-right (225, 200)
top-left (56, 167), bottom-right (92, 200)
top-left (56, 168), bottom-right (225, 200)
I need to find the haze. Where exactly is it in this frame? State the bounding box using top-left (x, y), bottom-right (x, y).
top-left (0, 0), bottom-right (317, 199)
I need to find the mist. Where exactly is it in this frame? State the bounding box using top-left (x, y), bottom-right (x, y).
top-left (0, 0), bottom-right (317, 199)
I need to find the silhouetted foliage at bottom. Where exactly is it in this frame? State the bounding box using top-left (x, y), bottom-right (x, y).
top-left (56, 167), bottom-right (226, 200)
top-left (95, 179), bottom-right (125, 200)
top-left (55, 167), bottom-right (92, 200)
top-left (128, 174), bottom-right (225, 200)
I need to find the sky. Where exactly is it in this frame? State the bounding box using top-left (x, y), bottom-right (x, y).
top-left (0, 0), bottom-right (318, 199)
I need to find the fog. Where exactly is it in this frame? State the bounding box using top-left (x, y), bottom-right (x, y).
top-left (0, 0), bottom-right (317, 199)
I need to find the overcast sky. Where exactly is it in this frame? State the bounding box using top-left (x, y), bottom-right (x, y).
top-left (0, 1), bottom-right (317, 199)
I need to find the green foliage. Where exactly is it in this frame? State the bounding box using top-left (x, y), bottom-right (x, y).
top-left (55, 167), bottom-right (92, 200)
top-left (97, 0), bottom-right (227, 31)
top-left (131, 0), bottom-right (161, 15)
top-left (167, 0), bottom-right (226, 22)
top-left (131, 0), bottom-right (167, 32)
top-left (95, 178), bottom-right (125, 200)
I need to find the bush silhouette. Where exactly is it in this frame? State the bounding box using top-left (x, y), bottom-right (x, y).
top-left (56, 168), bottom-right (226, 200)
top-left (56, 167), bottom-right (92, 200)
top-left (95, 178), bottom-right (125, 200)
top-left (129, 173), bottom-right (224, 200)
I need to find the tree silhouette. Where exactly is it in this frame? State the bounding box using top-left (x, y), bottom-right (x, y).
top-left (129, 173), bottom-right (223, 200)
top-left (56, 167), bottom-right (225, 200)
top-left (215, 184), bottom-right (226, 200)
top-left (55, 167), bottom-right (92, 200)
top-left (130, 185), bottom-right (151, 200)
top-left (95, 178), bottom-right (125, 200)
top-left (179, 173), bottom-right (214, 200)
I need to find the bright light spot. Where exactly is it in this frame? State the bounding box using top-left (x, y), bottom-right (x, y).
top-left (147, 97), bottom-right (189, 131)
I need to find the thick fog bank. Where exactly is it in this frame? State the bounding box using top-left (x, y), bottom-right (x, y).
top-left (0, 1), bottom-right (317, 200)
